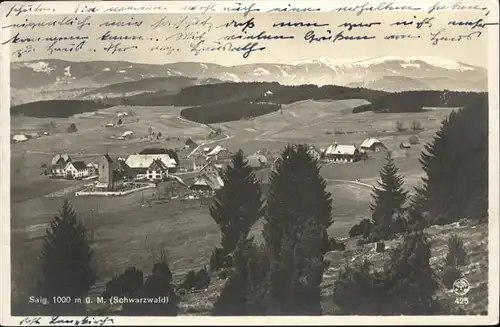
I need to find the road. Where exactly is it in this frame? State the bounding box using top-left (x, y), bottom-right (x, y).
top-left (177, 116), bottom-right (234, 158)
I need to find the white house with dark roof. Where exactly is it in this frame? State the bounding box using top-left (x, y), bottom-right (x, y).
top-left (190, 174), bottom-right (224, 194)
top-left (200, 162), bottom-right (220, 176)
top-left (360, 138), bottom-right (386, 152)
top-left (325, 144), bottom-right (360, 163)
top-left (50, 153), bottom-right (72, 177)
top-left (64, 161), bottom-right (89, 179)
top-left (125, 154), bottom-right (176, 176)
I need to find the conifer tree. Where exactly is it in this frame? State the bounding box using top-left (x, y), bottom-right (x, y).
top-left (142, 262), bottom-right (179, 316)
top-left (38, 200), bottom-right (96, 314)
top-left (383, 231), bottom-right (440, 314)
top-left (419, 97), bottom-right (488, 222)
top-left (263, 144), bottom-right (333, 315)
top-left (212, 237), bottom-right (267, 316)
top-left (209, 150), bottom-right (264, 255)
top-left (369, 151), bottom-right (408, 239)
top-left (406, 187), bottom-right (429, 231)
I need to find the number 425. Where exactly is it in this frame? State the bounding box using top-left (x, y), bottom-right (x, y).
top-left (455, 297), bottom-right (469, 305)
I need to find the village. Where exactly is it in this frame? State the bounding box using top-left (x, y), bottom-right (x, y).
top-left (40, 134), bottom-right (405, 199)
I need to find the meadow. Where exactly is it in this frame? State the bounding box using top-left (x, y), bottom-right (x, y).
top-left (10, 98), bottom-right (457, 313)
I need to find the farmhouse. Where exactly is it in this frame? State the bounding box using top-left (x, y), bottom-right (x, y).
top-left (185, 138), bottom-right (198, 149)
top-left (206, 145), bottom-right (232, 161)
top-left (125, 154), bottom-right (177, 176)
top-left (247, 154), bottom-right (268, 170)
top-left (146, 159), bottom-right (169, 181)
top-left (190, 174), bottom-right (224, 194)
top-left (307, 145), bottom-right (322, 161)
top-left (200, 162), bottom-right (220, 176)
top-left (325, 144), bottom-right (360, 163)
top-left (86, 162), bottom-right (98, 176)
top-left (50, 153), bottom-right (72, 177)
top-left (360, 138), bottom-right (386, 152)
top-left (121, 131), bottom-right (134, 138)
top-left (400, 142), bottom-right (411, 149)
top-left (65, 161), bottom-right (89, 179)
top-left (12, 134), bottom-right (28, 143)
top-left (264, 90), bottom-right (273, 97)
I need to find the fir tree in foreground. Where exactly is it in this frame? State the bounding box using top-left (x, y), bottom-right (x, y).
top-left (38, 200), bottom-right (96, 315)
top-left (263, 144), bottom-right (333, 315)
top-left (209, 150), bottom-right (264, 256)
top-left (369, 151), bottom-right (408, 239)
top-left (334, 231), bottom-right (440, 315)
top-left (419, 97), bottom-right (488, 223)
top-left (212, 238), bottom-right (268, 315)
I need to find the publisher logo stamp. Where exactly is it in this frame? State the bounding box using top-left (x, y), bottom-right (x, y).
top-left (452, 278), bottom-right (470, 296)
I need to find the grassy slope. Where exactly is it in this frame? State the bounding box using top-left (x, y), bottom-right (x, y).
top-left (179, 221), bottom-right (488, 315)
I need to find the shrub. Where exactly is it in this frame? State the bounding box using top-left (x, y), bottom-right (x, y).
top-left (395, 120), bottom-right (405, 132)
top-left (324, 237), bottom-right (346, 252)
top-left (442, 265), bottom-right (462, 289)
top-left (179, 266), bottom-right (211, 291)
top-left (209, 248), bottom-right (232, 271)
top-left (349, 219), bottom-right (372, 238)
top-left (333, 260), bottom-right (381, 314)
top-left (445, 234), bottom-right (467, 266)
top-left (411, 120), bottom-right (423, 131)
top-left (67, 123), bottom-right (77, 133)
top-left (408, 135), bottom-right (419, 145)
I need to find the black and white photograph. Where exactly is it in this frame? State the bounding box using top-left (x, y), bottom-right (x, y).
top-left (1, 0), bottom-right (498, 324)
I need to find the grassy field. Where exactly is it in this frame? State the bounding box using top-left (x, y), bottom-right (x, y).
top-left (10, 99), bottom-right (459, 314)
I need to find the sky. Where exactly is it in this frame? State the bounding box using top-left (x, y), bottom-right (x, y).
top-left (1, 6), bottom-right (494, 67)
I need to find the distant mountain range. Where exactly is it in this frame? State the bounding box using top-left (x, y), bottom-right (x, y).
top-left (10, 56), bottom-right (487, 104)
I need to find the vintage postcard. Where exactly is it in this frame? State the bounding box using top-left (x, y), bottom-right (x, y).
top-left (0, 0), bottom-right (498, 325)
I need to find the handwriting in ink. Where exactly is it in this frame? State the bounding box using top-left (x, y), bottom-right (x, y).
top-left (13, 45), bottom-right (35, 59)
top-left (384, 34), bottom-right (421, 40)
top-left (48, 316), bottom-right (114, 325)
top-left (150, 16), bottom-right (213, 32)
top-left (150, 45), bottom-right (180, 54)
top-left (73, 3), bottom-right (98, 14)
top-left (19, 317), bottom-right (41, 326)
top-left (272, 21), bottom-right (329, 28)
top-left (448, 18), bottom-right (499, 29)
top-left (220, 31), bottom-right (294, 41)
top-left (390, 16), bottom-right (434, 28)
top-left (333, 3), bottom-right (421, 16)
top-left (338, 21), bottom-right (381, 31)
top-left (2, 16), bottom-right (91, 30)
top-left (99, 17), bottom-right (143, 28)
top-left (218, 17), bottom-right (255, 33)
top-left (4, 3), bottom-right (53, 18)
top-left (304, 30), bottom-right (376, 43)
top-left (99, 30), bottom-right (143, 41)
top-left (103, 41), bottom-right (138, 54)
top-left (268, 4), bottom-right (321, 12)
top-left (189, 39), bottom-right (265, 59)
top-left (430, 28), bottom-right (482, 45)
top-left (47, 40), bottom-right (86, 55)
top-left (182, 2), bottom-right (217, 14)
top-left (223, 2), bottom-right (260, 17)
top-left (166, 31), bottom-right (208, 42)
top-left (1, 33), bottom-right (89, 46)
top-left (103, 4), bottom-right (170, 13)
top-left (231, 42), bottom-right (266, 58)
top-left (428, 1), bottom-right (491, 15)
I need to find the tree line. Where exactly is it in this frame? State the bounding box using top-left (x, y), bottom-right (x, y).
top-left (14, 97), bottom-right (487, 315)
